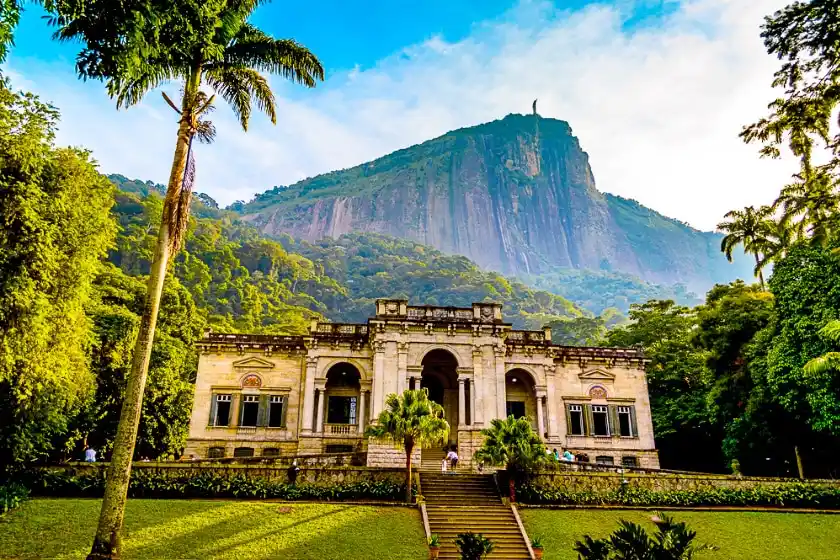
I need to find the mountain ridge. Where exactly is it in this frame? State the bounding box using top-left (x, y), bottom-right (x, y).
top-left (238, 113), bottom-right (752, 293)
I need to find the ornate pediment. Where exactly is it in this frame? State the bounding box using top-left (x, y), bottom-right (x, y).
top-left (232, 356), bottom-right (275, 370)
top-left (578, 368), bottom-right (615, 382)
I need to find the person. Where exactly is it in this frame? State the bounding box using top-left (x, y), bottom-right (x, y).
top-left (84, 446), bottom-right (97, 463)
top-left (287, 459), bottom-right (300, 484)
top-left (441, 457), bottom-right (448, 474)
top-left (563, 449), bottom-right (574, 462)
top-left (446, 448), bottom-right (459, 472)
top-left (553, 448), bottom-right (560, 461)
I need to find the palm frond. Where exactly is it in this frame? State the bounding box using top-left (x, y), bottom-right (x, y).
top-left (204, 64), bottom-right (277, 129)
top-left (226, 25), bottom-right (325, 87)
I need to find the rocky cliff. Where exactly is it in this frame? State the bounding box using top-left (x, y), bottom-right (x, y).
top-left (241, 114), bottom-right (752, 292)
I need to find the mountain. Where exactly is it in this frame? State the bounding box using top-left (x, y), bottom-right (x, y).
top-left (239, 114), bottom-right (753, 293)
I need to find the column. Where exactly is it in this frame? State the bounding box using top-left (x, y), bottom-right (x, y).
top-left (357, 390), bottom-right (366, 433)
top-left (494, 346), bottom-right (507, 420)
top-left (471, 347), bottom-right (484, 426)
top-left (468, 380), bottom-right (475, 427)
top-left (458, 377), bottom-right (467, 428)
top-left (301, 357), bottom-right (317, 433)
top-left (545, 365), bottom-right (558, 438)
top-left (396, 341), bottom-right (408, 395)
top-left (536, 394), bottom-right (546, 440)
top-left (372, 341), bottom-right (386, 416)
top-left (315, 387), bottom-right (325, 433)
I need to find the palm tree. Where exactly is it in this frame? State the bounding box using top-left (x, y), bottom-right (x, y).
top-left (804, 320), bottom-right (840, 376)
top-left (366, 389), bottom-right (450, 503)
top-left (473, 416), bottom-right (546, 501)
top-left (774, 168), bottom-right (840, 246)
top-left (53, 3), bottom-right (324, 559)
top-left (718, 205), bottom-right (775, 290)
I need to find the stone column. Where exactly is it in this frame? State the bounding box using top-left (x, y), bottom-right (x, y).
top-left (372, 340), bottom-right (386, 416)
top-left (494, 345), bottom-right (507, 420)
top-left (357, 390), bottom-right (366, 433)
top-left (301, 357), bottom-right (318, 433)
top-left (471, 346), bottom-right (484, 426)
top-left (315, 386), bottom-right (326, 433)
top-left (545, 364), bottom-right (558, 438)
top-left (536, 393), bottom-right (546, 440)
top-left (396, 341), bottom-right (408, 396)
top-left (458, 377), bottom-right (467, 428)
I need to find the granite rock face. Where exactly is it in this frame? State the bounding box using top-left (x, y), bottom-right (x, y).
top-left (242, 114), bottom-right (751, 291)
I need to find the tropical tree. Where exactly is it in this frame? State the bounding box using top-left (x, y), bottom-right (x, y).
top-left (804, 320), bottom-right (840, 376)
top-left (574, 513), bottom-right (714, 559)
top-left (773, 168), bottom-right (840, 245)
top-left (473, 415), bottom-right (546, 500)
top-left (718, 205), bottom-right (775, 289)
top-left (49, 2), bottom-right (323, 558)
top-left (365, 389), bottom-right (450, 503)
top-left (752, 216), bottom-right (794, 279)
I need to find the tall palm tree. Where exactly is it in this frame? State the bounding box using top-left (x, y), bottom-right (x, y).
top-left (366, 389), bottom-right (450, 503)
top-left (774, 167), bottom-right (840, 246)
top-left (753, 216), bottom-right (794, 281)
top-left (717, 205), bottom-right (775, 290)
top-left (53, 3), bottom-right (324, 558)
top-left (474, 415), bottom-right (546, 500)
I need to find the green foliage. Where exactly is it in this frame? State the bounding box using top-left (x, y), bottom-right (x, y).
top-left (428, 534), bottom-right (441, 547)
top-left (0, 86), bottom-right (116, 470)
top-left (474, 416), bottom-right (546, 474)
top-left (26, 468), bottom-right (407, 501)
top-left (518, 481), bottom-right (840, 508)
top-left (547, 316), bottom-right (607, 346)
top-left (574, 513), bottom-right (713, 560)
top-left (0, 482), bottom-right (28, 516)
top-left (454, 532), bottom-right (494, 560)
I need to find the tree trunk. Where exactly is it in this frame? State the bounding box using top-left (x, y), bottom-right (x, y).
top-left (795, 445), bottom-right (805, 479)
top-left (87, 114), bottom-right (194, 560)
top-left (755, 253), bottom-right (766, 291)
top-left (405, 438), bottom-right (414, 504)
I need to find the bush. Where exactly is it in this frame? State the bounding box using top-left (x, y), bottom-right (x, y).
top-left (517, 481), bottom-right (840, 508)
top-left (0, 483), bottom-right (29, 516)
top-left (24, 469), bottom-right (408, 502)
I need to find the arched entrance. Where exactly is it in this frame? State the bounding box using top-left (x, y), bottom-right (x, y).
top-left (420, 349), bottom-right (459, 443)
top-left (323, 362), bottom-right (362, 435)
top-left (505, 369), bottom-right (538, 432)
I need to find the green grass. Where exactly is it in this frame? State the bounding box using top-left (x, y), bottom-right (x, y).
top-left (520, 508), bottom-right (840, 560)
top-left (0, 499), bottom-right (426, 559)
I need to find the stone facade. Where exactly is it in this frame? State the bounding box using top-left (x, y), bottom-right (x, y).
top-left (184, 300), bottom-right (659, 468)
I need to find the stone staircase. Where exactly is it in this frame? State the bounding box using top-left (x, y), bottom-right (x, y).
top-left (420, 447), bottom-right (448, 472)
top-left (420, 451), bottom-right (532, 559)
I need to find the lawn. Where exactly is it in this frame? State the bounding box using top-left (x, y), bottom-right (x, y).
top-left (0, 499), bottom-right (426, 559)
top-left (520, 508), bottom-right (840, 560)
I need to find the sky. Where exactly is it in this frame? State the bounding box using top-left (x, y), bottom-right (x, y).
top-left (4, 0), bottom-right (798, 231)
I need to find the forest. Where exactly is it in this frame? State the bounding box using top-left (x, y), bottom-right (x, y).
top-left (2, 0), bottom-right (840, 484)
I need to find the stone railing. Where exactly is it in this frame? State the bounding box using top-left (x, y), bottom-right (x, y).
top-left (313, 323), bottom-right (369, 337)
top-left (507, 330), bottom-right (547, 344)
top-left (325, 423), bottom-right (357, 435)
top-left (201, 332), bottom-right (305, 345)
top-left (406, 306), bottom-right (476, 322)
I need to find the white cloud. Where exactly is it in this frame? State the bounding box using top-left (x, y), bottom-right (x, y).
top-left (7, 0), bottom-right (797, 230)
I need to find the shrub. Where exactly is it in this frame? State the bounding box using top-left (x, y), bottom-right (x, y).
top-left (0, 483), bottom-right (29, 516)
top-left (455, 532), bottom-right (494, 560)
top-left (517, 481), bottom-right (840, 508)
top-left (24, 469), bottom-right (409, 502)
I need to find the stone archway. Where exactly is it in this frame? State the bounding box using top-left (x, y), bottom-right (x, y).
top-left (322, 362), bottom-right (362, 435)
top-left (420, 349), bottom-right (459, 443)
top-left (505, 368), bottom-right (538, 432)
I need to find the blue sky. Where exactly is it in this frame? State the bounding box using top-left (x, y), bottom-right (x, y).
top-left (5, 0), bottom-right (794, 230)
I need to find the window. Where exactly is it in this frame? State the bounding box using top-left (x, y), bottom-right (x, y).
top-left (595, 455), bottom-right (615, 465)
top-left (211, 394), bottom-right (231, 426)
top-left (233, 447), bottom-right (254, 458)
top-left (567, 404), bottom-right (584, 435)
top-left (617, 406), bottom-right (634, 437)
top-left (506, 401), bottom-right (526, 419)
top-left (268, 396), bottom-right (286, 428)
top-left (262, 448), bottom-right (280, 457)
top-left (327, 396), bottom-right (357, 424)
top-left (622, 456), bottom-right (638, 468)
top-left (592, 405), bottom-right (610, 436)
top-left (208, 447), bottom-right (225, 459)
top-left (240, 395), bottom-right (259, 427)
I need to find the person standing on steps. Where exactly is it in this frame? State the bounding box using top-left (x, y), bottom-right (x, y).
top-left (446, 447), bottom-right (459, 472)
top-left (441, 456), bottom-right (448, 474)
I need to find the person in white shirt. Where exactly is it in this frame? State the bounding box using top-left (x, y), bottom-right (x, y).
top-left (446, 449), bottom-right (459, 471)
top-left (441, 457), bottom-right (448, 474)
top-left (84, 447), bottom-right (97, 463)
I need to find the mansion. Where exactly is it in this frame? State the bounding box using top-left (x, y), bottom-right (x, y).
top-left (185, 300), bottom-right (660, 469)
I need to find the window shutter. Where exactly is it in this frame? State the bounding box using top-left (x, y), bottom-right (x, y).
top-left (609, 405), bottom-right (619, 437)
top-left (565, 405), bottom-right (572, 435)
top-left (280, 397), bottom-right (288, 428)
top-left (583, 404), bottom-right (593, 436)
top-left (629, 406), bottom-right (638, 437)
top-left (208, 394), bottom-right (218, 426)
top-left (257, 395), bottom-right (269, 427)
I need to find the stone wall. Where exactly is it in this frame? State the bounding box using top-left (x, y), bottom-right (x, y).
top-left (366, 439), bottom-right (421, 468)
top-left (525, 470), bottom-right (840, 494)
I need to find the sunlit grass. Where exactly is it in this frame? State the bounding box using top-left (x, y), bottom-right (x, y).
top-left (0, 499), bottom-right (425, 559)
top-left (520, 508), bottom-right (840, 560)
